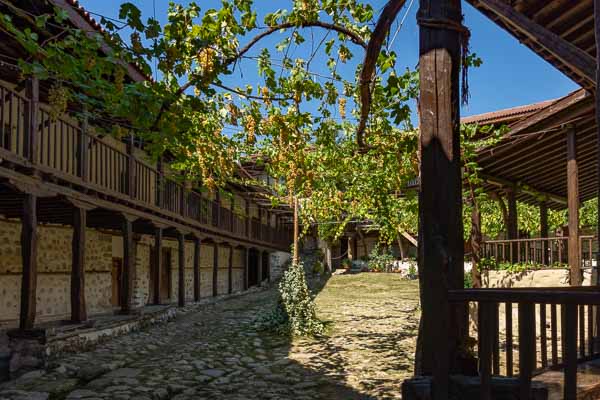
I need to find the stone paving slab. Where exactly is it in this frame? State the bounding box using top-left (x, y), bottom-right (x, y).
top-left (0, 273), bottom-right (420, 400)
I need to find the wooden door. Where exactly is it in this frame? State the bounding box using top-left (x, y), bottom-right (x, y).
top-left (111, 258), bottom-right (122, 307)
top-left (160, 248), bottom-right (172, 302)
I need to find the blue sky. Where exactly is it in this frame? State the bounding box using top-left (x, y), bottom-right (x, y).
top-left (80, 0), bottom-right (578, 119)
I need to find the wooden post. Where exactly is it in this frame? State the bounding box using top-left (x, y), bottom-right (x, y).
top-left (193, 237), bottom-right (201, 301)
top-left (153, 227), bottom-right (162, 305)
top-left (230, 197), bottom-right (235, 232)
top-left (177, 232), bottom-right (185, 307)
top-left (470, 199), bottom-right (483, 288)
top-left (213, 243), bottom-right (218, 297)
top-left (540, 201), bottom-right (549, 265)
top-left (24, 77), bottom-right (39, 164)
top-left (416, 0), bottom-right (466, 395)
top-left (228, 245), bottom-right (233, 294)
top-left (595, 0), bottom-right (600, 287)
top-left (293, 196), bottom-right (299, 265)
top-left (19, 194), bottom-right (37, 331)
top-left (71, 207), bottom-right (87, 322)
top-left (77, 110), bottom-right (89, 181)
top-left (244, 247), bottom-right (249, 291)
top-left (120, 217), bottom-right (134, 313)
top-left (215, 191), bottom-right (221, 228)
top-left (265, 251), bottom-right (271, 282)
top-left (507, 188), bottom-right (518, 263)
top-left (257, 250), bottom-right (263, 286)
top-left (567, 127), bottom-right (581, 286)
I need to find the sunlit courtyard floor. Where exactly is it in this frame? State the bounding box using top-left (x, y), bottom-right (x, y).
top-left (0, 273), bottom-right (420, 400)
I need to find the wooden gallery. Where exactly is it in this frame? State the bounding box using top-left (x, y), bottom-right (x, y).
top-left (0, 0), bottom-right (293, 375)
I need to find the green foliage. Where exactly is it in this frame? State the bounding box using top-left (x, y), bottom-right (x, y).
top-left (464, 272), bottom-right (473, 289)
top-left (255, 263), bottom-right (326, 337)
top-left (366, 244), bottom-right (395, 272)
top-left (478, 257), bottom-right (569, 272)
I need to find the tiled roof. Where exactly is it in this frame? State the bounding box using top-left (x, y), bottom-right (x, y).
top-left (461, 98), bottom-right (558, 126)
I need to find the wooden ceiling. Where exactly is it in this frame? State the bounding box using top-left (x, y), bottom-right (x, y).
top-left (466, 0), bottom-right (596, 90)
top-left (476, 89), bottom-right (595, 209)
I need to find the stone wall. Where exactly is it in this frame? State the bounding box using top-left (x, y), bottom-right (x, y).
top-left (232, 248), bottom-right (245, 292)
top-left (200, 244), bottom-right (214, 297)
top-left (270, 251), bottom-right (291, 281)
top-left (483, 268), bottom-right (594, 288)
top-left (0, 219), bottom-right (112, 327)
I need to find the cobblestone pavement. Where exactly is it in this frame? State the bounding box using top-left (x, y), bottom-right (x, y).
top-left (0, 273), bottom-right (420, 400)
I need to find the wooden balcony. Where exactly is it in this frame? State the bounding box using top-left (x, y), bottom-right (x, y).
top-left (448, 287), bottom-right (600, 399)
top-left (0, 79), bottom-right (292, 251)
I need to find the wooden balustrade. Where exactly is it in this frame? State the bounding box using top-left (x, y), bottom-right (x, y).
top-left (448, 287), bottom-right (600, 399)
top-left (0, 80), bottom-right (291, 248)
top-left (482, 236), bottom-right (597, 269)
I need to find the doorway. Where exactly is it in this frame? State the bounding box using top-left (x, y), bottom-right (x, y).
top-left (248, 249), bottom-right (259, 287)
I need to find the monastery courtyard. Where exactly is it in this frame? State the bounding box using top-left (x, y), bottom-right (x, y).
top-left (0, 274), bottom-right (419, 400)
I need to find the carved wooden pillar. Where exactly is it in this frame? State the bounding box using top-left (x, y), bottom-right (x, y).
top-left (71, 207), bottom-right (87, 322)
top-left (19, 194), bottom-right (37, 331)
top-left (177, 232), bottom-right (186, 307)
top-left (567, 127), bottom-right (581, 285)
top-left (417, 0), bottom-right (466, 393)
top-left (152, 227), bottom-right (162, 305)
top-left (193, 237), bottom-right (201, 301)
top-left (120, 217), bottom-right (135, 314)
top-left (213, 243), bottom-right (218, 297)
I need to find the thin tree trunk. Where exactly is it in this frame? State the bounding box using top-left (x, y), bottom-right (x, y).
top-left (293, 196), bottom-right (299, 265)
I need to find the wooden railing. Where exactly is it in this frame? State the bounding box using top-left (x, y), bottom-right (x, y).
top-left (448, 287), bottom-right (600, 399)
top-left (482, 236), bottom-right (597, 268)
top-left (0, 80), bottom-right (293, 249)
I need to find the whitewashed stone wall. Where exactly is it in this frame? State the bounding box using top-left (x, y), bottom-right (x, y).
top-left (484, 268), bottom-right (593, 288)
top-left (270, 251), bottom-right (291, 281)
top-left (0, 219), bottom-right (112, 327)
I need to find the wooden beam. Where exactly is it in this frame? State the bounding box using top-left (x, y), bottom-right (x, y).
top-left (566, 128), bottom-right (581, 285)
top-left (70, 207), bottom-right (87, 322)
top-left (178, 232), bottom-right (186, 307)
top-left (417, 0), bottom-right (466, 394)
top-left (213, 243), bottom-right (218, 297)
top-left (19, 194), bottom-right (37, 331)
top-left (474, 0), bottom-right (596, 86)
top-left (481, 173), bottom-right (567, 206)
top-left (193, 237), bottom-right (201, 301)
top-left (120, 217), bottom-right (134, 313)
top-left (152, 227), bottom-right (162, 305)
top-left (228, 245), bottom-right (233, 294)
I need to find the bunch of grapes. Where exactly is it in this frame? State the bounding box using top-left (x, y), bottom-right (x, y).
top-left (338, 97), bottom-right (347, 119)
top-left (197, 48), bottom-right (217, 74)
top-left (114, 67), bottom-right (125, 93)
top-left (245, 115), bottom-right (256, 144)
top-left (48, 84), bottom-right (69, 121)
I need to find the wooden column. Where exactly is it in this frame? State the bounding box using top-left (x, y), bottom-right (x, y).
top-left (152, 227), bottom-right (162, 305)
top-left (594, 0), bottom-right (600, 286)
top-left (177, 232), bottom-right (186, 307)
top-left (213, 243), bottom-right (218, 297)
top-left (193, 237), bottom-right (201, 302)
top-left (540, 202), bottom-right (549, 266)
top-left (215, 191), bottom-right (221, 228)
top-left (24, 77), bottom-right (39, 164)
top-left (507, 188), bottom-right (518, 263)
top-left (19, 194), bottom-right (37, 331)
top-left (230, 197), bottom-right (235, 232)
top-left (77, 111), bottom-right (89, 181)
top-left (70, 207), bottom-right (87, 323)
top-left (228, 245), bottom-right (233, 294)
top-left (416, 0), bottom-right (466, 394)
top-left (266, 251), bottom-right (271, 282)
top-left (257, 250), bottom-right (263, 285)
top-left (567, 127), bottom-right (581, 286)
top-left (120, 217), bottom-right (134, 314)
top-left (244, 247), bottom-right (249, 291)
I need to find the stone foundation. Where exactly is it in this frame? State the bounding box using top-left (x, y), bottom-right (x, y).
top-left (484, 268), bottom-right (594, 288)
